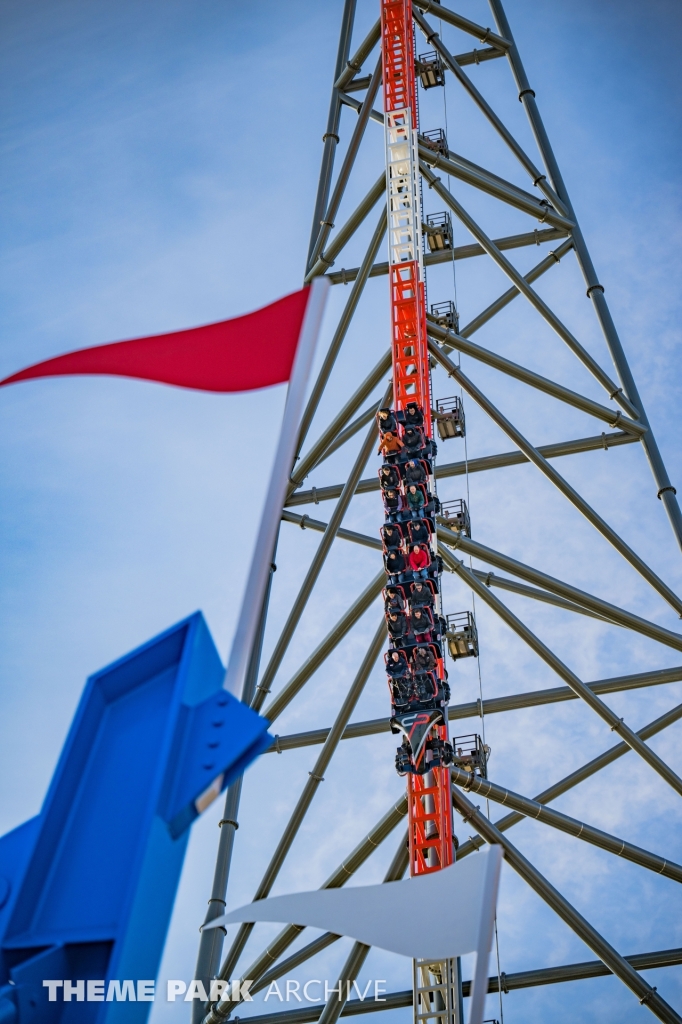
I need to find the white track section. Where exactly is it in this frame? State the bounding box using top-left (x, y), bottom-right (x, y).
top-left (385, 108), bottom-right (424, 278)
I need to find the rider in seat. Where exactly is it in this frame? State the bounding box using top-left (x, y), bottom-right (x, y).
top-left (402, 425), bottom-right (425, 454)
top-left (411, 606), bottom-right (434, 640)
top-left (377, 407), bottom-right (398, 434)
top-left (408, 543), bottom-right (431, 576)
top-left (378, 431), bottom-right (403, 460)
top-left (386, 648), bottom-right (410, 679)
top-left (410, 579), bottom-right (435, 609)
top-left (386, 609), bottom-right (409, 641)
top-left (381, 524), bottom-right (403, 550)
top-left (384, 585), bottom-right (406, 613)
top-left (379, 464), bottom-right (401, 490)
top-left (408, 518), bottom-right (431, 546)
top-left (403, 459), bottom-right (427, 485)
top-left (412, 644), bottom-right (437, 673)
top-left (403, 401), bottom-right (425, 428)
top-left (384, 548), bottom-right (407, 578)
top-left (406, 484), bottom-right (426, 515)
top-left (382, 488), bottom-right (403, 518)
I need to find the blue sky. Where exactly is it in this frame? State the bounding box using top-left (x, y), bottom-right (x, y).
top-left (1, 1), bottom-right (682, 1022)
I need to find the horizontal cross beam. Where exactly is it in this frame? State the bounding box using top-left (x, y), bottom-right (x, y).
top-left (266, 666), bottom-right (682, 753)
top-left (231, 947), bottom-right (682, 1024)
top-left (326, 227), bottom-right (568, 284)
top-left (285, 430), bottom-right (637, 506)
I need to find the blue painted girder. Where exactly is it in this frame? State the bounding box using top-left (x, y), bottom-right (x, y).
top-left (0, 611), bottom-right (272, 1023)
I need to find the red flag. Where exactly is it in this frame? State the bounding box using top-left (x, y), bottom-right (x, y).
top-left (0, 287), bottom-right (311, 393)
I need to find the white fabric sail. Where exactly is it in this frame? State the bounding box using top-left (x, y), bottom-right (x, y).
top-left (205, 845), bottom-right (502, 963)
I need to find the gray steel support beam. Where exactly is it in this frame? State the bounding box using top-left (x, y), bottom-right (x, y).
top-left (456, 699), bottom-right (682, 861)
top-left (421, 163), bottom-right (638, 419)
top-left (484, 946), bottom-right (682, 995)
top-left (268, 670), bottom-right (682, 754)
top-left (346, 44), bottom-right (504, 89)
top-left (258, 406), bottom-right (385, 702)
top-left (225, 946), bottom-right (682, 1024)
top-left (412, 7), bottom-right (567, 213)
top-left (470, 567), bottom-right (616, 623)
top-left (450, 768), bottom-right (682, 883)
top-left (335, 18), bottom-right (381, 91)
top-left (286, 430), bottom-right (637, 507)
top-left (290, 350), bottom-right (391, 493)
top-left (282, 507), bottom-right (618, 623)
top-left (441, 548), bottom-right (682, 799)
top-left (192, 555), bottom-right (279, 1021)
top-left (413, 0), bottom-right (510, 50)
top-left (305, 174), bottom-right (385, 282)
top-left (450, 790), bottom-right (682, 1024)
top-left (317, 945), bottom-right (370, 1024)
top-left (419, 145), bottom-right (573, 231)
top-left (204, 797), bottom-right (408, 1023)
top-left (309, 56), bottom-right (383, 271)
top-left (260, 570), bottom-right (385, 720)
top-left (487, 0), bottom-right (682, 553)
top-left (427, 329), bottom-right (645, 436)
top-left (298, 209), bottom-right (387, 453)
top-left (438, 523), bottom-right (682, 652)
top-left (457, 239), bottom-right (573, 340)
top-left (217, 621), bottom-right (385, 998)
top-left (282, 510), bottom-right (382, 554)
top-left (327, 227), bottom-right (567, 284)
top-left (191, 777), bottom-right (243, 1024)
top-left (343, 74), bottom-right (372, 93)
top-left (440, 44), bottom-right (505, 68)
top-left (307, 0), bottom-right (357, 268)
top-left (316, 402), bottom-right (381, 467)
top-left (429, 345), bottom-right (682, 616)
top-left (254, 933), bottom-right (342, 995)
top-left (333, 87), bottom-right (572, 232)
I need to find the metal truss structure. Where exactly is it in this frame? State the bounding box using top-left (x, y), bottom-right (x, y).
top-left (192, 3), bottom-right (682, 1023)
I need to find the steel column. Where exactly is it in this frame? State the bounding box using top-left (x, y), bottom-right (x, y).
top-left (488, 0), bottom-right (682, 552)
top-left (307, 0), bottom-right (357, 269)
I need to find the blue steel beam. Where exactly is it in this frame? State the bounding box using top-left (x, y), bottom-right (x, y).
top-left (0, 611), bottom-right (271, 1024)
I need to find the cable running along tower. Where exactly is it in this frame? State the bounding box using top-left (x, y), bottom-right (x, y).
top-left (194, 3), bottom-right (682, 1024)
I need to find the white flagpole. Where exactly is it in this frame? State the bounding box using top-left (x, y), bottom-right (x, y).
top-left (224, 276), bottom-right (330, 702)
top-left (468, 844), bottom-right (503, 1024)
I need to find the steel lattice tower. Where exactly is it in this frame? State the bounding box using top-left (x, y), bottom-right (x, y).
top-left (192, 3), bottom-right (682, 1023)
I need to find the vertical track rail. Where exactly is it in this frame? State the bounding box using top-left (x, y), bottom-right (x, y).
top-left (381, 0), bottom-right (432, 437)
top-left (380, 7), bottom-right (458, 1023)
